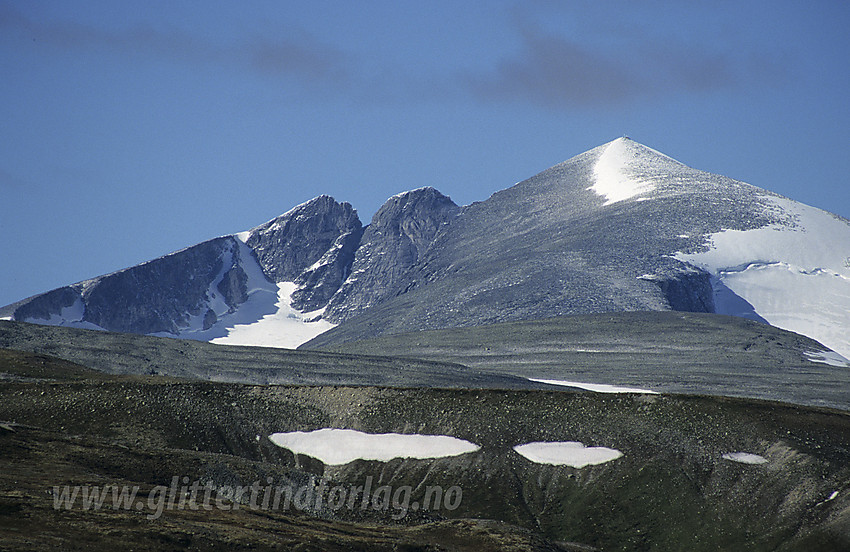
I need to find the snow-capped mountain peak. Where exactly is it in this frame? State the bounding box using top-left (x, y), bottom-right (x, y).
top-left (3, 138), bottom-right (848, 361)
top-left (589, 137), bottom-right (670, 204)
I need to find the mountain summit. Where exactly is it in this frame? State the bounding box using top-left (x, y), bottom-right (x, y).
top-left (4, 138), bottom-right (849, 358)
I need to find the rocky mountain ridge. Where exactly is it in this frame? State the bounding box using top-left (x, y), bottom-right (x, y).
top-left (3, 138), bottom-right (849, 357)
top-left (0, 187), bottom-right (460, 346)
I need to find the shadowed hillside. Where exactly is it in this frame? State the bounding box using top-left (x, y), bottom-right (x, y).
top-left (2, 347), bottom-right (849, 551)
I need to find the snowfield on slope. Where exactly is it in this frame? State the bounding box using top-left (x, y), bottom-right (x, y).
top-left (207, 282), bottom-right (334, 348)
top-left (268, 429), bottom-right (480, 465)
top-left (153, 239), bottom-right (335, 349)
top-left (675, 196), bottom-right (850, 359)
top-left (528, 378), bottom-right (659, 394)
top-left (514, 441), bottom-right (623, 468)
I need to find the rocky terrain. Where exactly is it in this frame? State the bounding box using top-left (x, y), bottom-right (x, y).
top-left (3, 136), bottom-right (849, 550)
top-left (1, 346), bottom-right (849, 551)
top-left (0, 350), bottom-right (565, 552)
top-left (309, 311), bottom-right (850, 411)
top-left (0, 320), bottom-right (533, 388)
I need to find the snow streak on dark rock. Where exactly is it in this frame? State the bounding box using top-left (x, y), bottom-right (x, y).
top-left (245, 195), bottom-right (361, 283)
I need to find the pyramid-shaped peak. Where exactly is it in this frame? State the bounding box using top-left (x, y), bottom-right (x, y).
top-left (600, 136), bottom-right (680, 162)
top-left (588, 138), bottom-right (687, 205)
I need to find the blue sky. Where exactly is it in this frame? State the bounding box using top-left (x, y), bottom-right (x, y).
top-left (1, 0), bottom-right (849, 307)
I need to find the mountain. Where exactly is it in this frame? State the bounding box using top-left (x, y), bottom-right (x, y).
top-left (3, 138), bottom-right (849, 358)
top-left (314, 138), bottom-right (850, 358)
top-left (0, 195), bottom-right (361, 348)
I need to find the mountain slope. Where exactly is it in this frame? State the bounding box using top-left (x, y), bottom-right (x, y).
top-left (0, 319), bottom-right (535, 388)
top-left (311, 138), bottom-right (850, 358)
top-left (3, 138), bottom-right (848, 357)
top-left (1, 196), bottom-right (361, 348)
top-left (308, 311), bottom-right (850, 412)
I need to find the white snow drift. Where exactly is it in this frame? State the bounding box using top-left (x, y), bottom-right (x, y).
top-left (160, 239), bottom-right (335, 349)
top-left (268, 428), bottom-right (480, 465)
top-left (804, 350), bottom-right (850, 368)
top-left (207, 282), bottom-right (335, 348)
top-left (514, 441), bottom-right (623, 468)
top-left (721, 452), bottom-right (768, 465)
top-left (18, 297), bottom-right (105, 332)
top-left (528, 378), bottom-right (659, 394)
top-left (675, 196), bottom-right (850, 359)
top-left (589, 137), bottom-right (669, 204)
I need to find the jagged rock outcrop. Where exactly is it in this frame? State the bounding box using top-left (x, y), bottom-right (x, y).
top-left (323, 187), bottom-right (460, 322)
top-left (290, 228), bottom-right (364, 313)
top-left (245, 195), bottom-right (362, 282)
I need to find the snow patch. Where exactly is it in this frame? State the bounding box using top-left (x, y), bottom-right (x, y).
top-left (21, 298), bottom-right (105, 331)
top-left (234, 230), bottom-right (252, 243)
top-left (166, 239), bottom-right (334, 348)
top-left (514, 441), bottom-right (623, 468)
top-left (529, 378), bottom-right (659, 394)
top-left (590, 138), bottom-right (659, 204)
top-left (675, 196), bottom-right (850, 359)
top-left (268, 429), bottom-right (480, 465)
top-left (208, 282), bottom-right (335, 349)
top-left (804, 350), bottom-right (850, 368)
top-left (722, 452), bottom-right (768, 465)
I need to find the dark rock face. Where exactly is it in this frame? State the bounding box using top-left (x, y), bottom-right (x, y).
top-left (245, 195), bottom-right (362, 283)
top-left (290, 228), bottom-right (364, 313)
top-left (324, 187), bottom-right (460, 322)
top-left (81, 237), bottom-right (237, 334)
top-left (640, 264), bottom-right (715, 313)
top-left (2, 286), bottom-right (80, 322)
top-left (216, 263), bottom-right (249, 312)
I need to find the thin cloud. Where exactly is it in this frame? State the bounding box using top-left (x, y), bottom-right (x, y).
top-left (464, 25), bottom-right (643, 107)
top-left (463, 18), bottom-right (786, 109)
top-left (0, 3), bottom-right (350, 86)
top-left (245, 35), bottom-right (350, 84)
